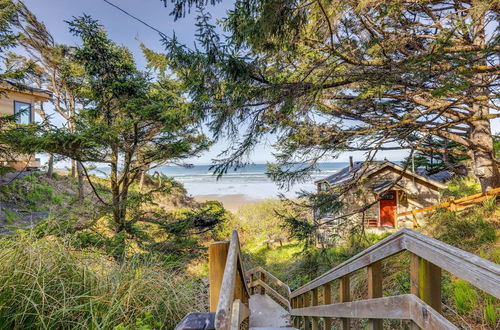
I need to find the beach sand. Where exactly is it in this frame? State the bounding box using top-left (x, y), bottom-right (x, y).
top-left (193, 194), bottom-right (263, 212)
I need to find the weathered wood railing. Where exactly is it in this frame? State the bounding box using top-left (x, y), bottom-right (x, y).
top-left (176, 231), bottom-right (250, 330)
top-left (211, 231), bottom-right (251, 330)
top-left (246, 266), bottom-right (292, 310)
top-left (397, 187), bottom-right (500, 223)
top-left (289, 228), bottom-right (500, 329)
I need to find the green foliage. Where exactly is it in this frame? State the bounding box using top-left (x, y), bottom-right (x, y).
top-left (452, 280), bottom-right (478, 315)
top-left (0, 207), bottom-right (16, 223)
top-left (403, 136), bottom-right (468, 175)
top-left (428, 209), bottom-right (496, 250)
top-left (0, 234), bottom-right (207, 329)
top-left (483, 296), bottom-right (498, 327)
top-left (0, 0), bottom-right (25, 81)
top-left (443, 176), bottom-right (481, 199)
top-left (162, 0), bottom-right (500, 191)
top-left (236, 198), bottom-right (297, 241)
top-left (0, 165), bottom-right (14, 175)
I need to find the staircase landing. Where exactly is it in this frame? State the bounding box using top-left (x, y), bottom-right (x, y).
top-left (249, 294), bottom-right (295, 329)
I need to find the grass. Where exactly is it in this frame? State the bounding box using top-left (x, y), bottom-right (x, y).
top-left (0, 234), bottom-right (207, 329)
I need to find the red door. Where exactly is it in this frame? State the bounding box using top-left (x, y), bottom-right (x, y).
top-left (380, 191), bottom-right (397, 227)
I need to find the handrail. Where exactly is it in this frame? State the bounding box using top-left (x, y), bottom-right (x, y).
top-left (292, 294), bottom-right (457, 330)
top-left (290, 228), bottom-right (500, 298)
top-left (397, 187), bottom-right (500, 217)
top-left (215, 231), bottom-right (250, 330)
top-left (246, 266), bottom-right (292, 297)
top-left (289, 228), bottom-right (500, 329)
top-left (230, 300), bottom-right (250, 329)
top-left (249, 279), bottom-right (291, 310)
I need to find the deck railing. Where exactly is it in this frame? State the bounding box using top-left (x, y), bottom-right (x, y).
top-left (177, 228), bottom-right (499, 330)
top-left (289, 228), bottom-right (500, 329)
top-left (397, 187), bottom-right (500, 227)
top-left (210, 231), bottom-right (250, 330)
top-left (246, 266), bottom-right (292, 310)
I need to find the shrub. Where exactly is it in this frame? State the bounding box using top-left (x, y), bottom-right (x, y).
top-left (442, 176), bottom-right (481, 199)
top-left (0, 234), bottom-right (207, 329)
top-left (428, 209), bottom-right (496, 250)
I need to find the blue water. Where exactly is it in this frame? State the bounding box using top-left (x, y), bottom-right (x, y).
top-left (156, 162), bottom-right (348, 199)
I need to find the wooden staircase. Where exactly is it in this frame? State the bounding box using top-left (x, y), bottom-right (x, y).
top-left (175, 229), bottom-right (500, 330)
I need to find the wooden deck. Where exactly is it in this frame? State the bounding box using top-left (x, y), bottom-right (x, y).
top-left (175, 228), bottom-right (500, 330)
top-left (249, 294), bottom-right (291, 328)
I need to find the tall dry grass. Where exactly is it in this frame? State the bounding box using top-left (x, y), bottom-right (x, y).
top-left (0, 234), bottom-right (207, 329)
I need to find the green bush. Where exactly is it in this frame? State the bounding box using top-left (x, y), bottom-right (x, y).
top-left (0, 234), bottom-right (206, 329)
top-left (442, 176), bottom-right (481, 199)
top-left (428, 209), bottom-right (496, 250)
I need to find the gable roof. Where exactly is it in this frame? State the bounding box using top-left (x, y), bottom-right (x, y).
top-left (315, 160), bottom-right (447, 190)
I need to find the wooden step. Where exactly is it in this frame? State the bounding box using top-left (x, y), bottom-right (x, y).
top-left (249, 294), bottom-right (291, 328)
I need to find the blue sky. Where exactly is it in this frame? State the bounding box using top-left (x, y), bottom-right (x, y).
top-left (24, 0), bottom-right (499, 165)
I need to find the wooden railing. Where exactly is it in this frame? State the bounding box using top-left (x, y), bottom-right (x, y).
top-left (246, 266), bottom-right (292, 310)
top-left (397, 187), bottom-right (500, 224)
top-left (289, 228), bottom-right (500, 329)
top-left (210, 231), bottom-right (250, 330)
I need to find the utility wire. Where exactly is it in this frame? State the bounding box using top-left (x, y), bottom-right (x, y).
top-left (102, 0), bottom-right (168, 39)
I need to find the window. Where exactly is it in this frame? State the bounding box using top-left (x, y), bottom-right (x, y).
top-left (14, 101), bottom-right (32, 124)
top-left (381, 191), bottom-right (395, 200)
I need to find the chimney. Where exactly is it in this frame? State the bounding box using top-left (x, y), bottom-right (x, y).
top-left (349, 156), bottom-right (354, 170)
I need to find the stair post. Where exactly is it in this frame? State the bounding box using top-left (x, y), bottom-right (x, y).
top-left (339, 275), bottom-right (350, 330)
top-left (311, 287), bottom-right (319, 330)
top-left (303, 291), bottom-right (311, 330)
top-left (322, 283), bottom-right (332, 330)
top-left (260, 271), bottom-right (266, 295)
top-left (367, 261), bottom-right (383, 330)
top-left (410, 253), bottom-right (442, 329)
top-left (208, 241), bottom-right (229, 312)
top-left (292, 297), bottom-right (299, 328)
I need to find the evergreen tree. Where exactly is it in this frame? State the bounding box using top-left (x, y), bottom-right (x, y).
top-left (162, 0), bottom-right (500, 191)
top-left (63, 16), bottom-right (210, 236)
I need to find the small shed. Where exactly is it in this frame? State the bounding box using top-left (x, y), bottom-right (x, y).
top-left (314, 160), bottom-right (447, 231)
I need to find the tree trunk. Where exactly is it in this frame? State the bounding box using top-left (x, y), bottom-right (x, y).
top-left (469, 9), bottom-right (500, 192)
top-left (77, 161), bottom-right (84, 200)
top-left (46, 153), bottom-right (54, 178)
top-left (469, 115), bottom-right (500, 192)
top-left (110, 147), bottom-right (124, 232)
top-left (139, 170), bottom-right (146, 191)
top-left (71, 159), bottom-right (76, 178)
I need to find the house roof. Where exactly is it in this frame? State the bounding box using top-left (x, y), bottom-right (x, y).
top-left (428, 170), bottom-right (454, 182)
top-left (0, 80), bottom-right (52, 101)
top-left (314, 161), bottom-right (371, 186)
top-left (315, 160), bottom-right (447, 190)
top-left (371, 180), bottom-right (413, 195)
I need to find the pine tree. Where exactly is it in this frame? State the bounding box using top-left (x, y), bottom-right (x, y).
top-left (162, 0), bottom-right (500, 191)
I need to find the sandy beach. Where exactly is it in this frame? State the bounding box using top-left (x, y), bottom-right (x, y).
top-left (193, 194), bottom-right (263, 212)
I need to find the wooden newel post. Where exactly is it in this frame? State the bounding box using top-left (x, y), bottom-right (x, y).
top-left (209, 241), bottom-right (229, 312)
top-left (260, 271), bottom-right (266, 295)
top-left (303, 292), bottom-right (311, 330)
top-left (410, 253), bottom-right (442, 329)
top-left (311, 288), bottom-right (319, 330)
top-left (368, 261), bottom-right (383, 330)
top-left (323, 283), bottom-right (332, 330)
top-left (339, 275), bottom-right (350, 330)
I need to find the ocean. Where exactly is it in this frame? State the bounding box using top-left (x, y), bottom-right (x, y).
top-left (156, 162), bottom-right (348, 199)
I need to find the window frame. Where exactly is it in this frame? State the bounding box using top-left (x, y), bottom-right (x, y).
top-left (13, 101), bottom-right (32, 124)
